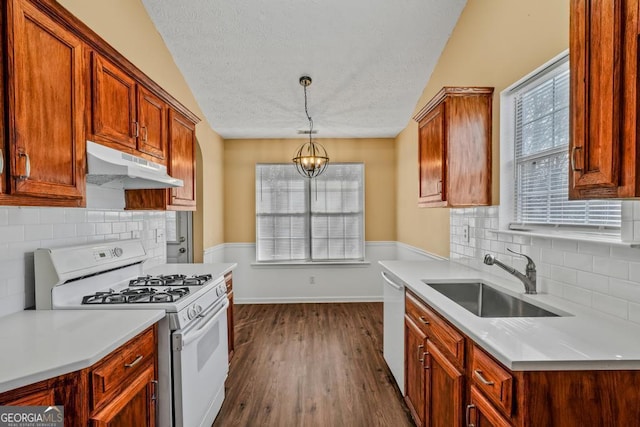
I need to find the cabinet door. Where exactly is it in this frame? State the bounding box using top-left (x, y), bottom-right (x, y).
top-left (405, 316), bottom-right (427, 427)
top-left (91, 53), bottom-right (137, 150)
top-left (418, 104), bottom-right (446, 206)
top-left (137, 86), bottom-right (167, 160)
top-left (7, 0), bottom-right (85, 199)
top-left (569, 0), bottom-right (634, 198)
top-left (467, 386), bottom-right (511, 427)
top-left (168, 109), bottom-right (196, 208)
top-left (90, 364), bottom-right (156, 427)
top-left (426, 340), bottom-right (464, 427)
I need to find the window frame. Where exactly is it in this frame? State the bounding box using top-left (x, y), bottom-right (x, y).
top-left (499, 50), bottom-right (620, 235)
top-left (255, 162), bottom-right (366, 264)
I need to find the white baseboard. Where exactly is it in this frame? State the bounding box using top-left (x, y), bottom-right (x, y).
top-left (201, 241), bottom-right (441, 303)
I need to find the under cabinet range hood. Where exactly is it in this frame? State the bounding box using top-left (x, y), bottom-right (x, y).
top-left (86, 141), bottom-right (183, 189)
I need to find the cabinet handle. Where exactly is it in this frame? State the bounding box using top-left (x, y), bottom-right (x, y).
top-left (473, 369), bottom-right (494, 386)
top-left (417, 344), bottom-right (424, 363)
top-left (466, 404), bottom-right (476, 427)
top-left (142, 125), bottom-right (148, 142)
top-left (571, 146), bottom-right (583, 172)
top-left (419, 316), bottom-right (430, 325)
top-left (133, 121), bottom-right (140, 138)
top-left (17, 152), bottom-right (30, 180)
top-left (0, 149), bottom-right (4, 175)
top-left (124, 354), bottom-right (144, 368)
top-left (437, 180), bottom-right (442, 194)
top-left (151, 379), bottom-right (159, 426)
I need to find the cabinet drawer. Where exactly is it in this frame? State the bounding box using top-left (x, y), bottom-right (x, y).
top-left (471, 345), bottom-right (513, 417)
top-left (90, 326), bottom-right (156, 411)
top-left (405, 291), bottom-right (465, 365)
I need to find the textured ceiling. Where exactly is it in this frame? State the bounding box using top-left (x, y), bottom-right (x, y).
top-left (141, 0), bottom-right (467, 139)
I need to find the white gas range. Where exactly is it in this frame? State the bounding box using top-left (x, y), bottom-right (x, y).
top-left (34, 239), bottom-right (236, 427)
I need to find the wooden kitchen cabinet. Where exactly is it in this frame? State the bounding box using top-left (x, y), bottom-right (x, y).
top-left (413, 87), bottom-right (493, 207)
top-left (569, 0), bottom-right (640, 199)
top-left (405, 289), bottom-right (640, 427)
top-left (90, 53), bottom-right (168, 163)
top-left (225, 272), bottom-right (235, 362)
top-left (0, 324), bottom-right (157, 427)
top-left (426, 340), bottom-right (464, 427)
top-left (89, 364), bottom-right (156, 427)
top-left (0, 371), bottom-right (86, 427)
top-left (404, 315), bottom-right (427, 427)
top-left (125, 108), bottom-right (197, 211)
top-left (1, 0), bottom-right (86, 207)
top-left (467, 386), bottom-right (511, 427)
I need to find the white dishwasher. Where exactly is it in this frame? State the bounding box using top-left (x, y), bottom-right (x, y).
top-left (381, 270), bottom-right (405, 394)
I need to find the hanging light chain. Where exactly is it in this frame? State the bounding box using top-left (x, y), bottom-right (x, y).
top-left (303, 84), bottom-right (314, 144)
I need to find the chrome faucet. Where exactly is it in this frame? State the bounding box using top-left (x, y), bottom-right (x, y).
top-left (483, 248), bottom-right (537, 295)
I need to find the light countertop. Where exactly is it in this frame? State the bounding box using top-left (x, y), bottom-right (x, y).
top-left (0, 310), bottom-right (164, 394)
top-left (380, 260), bottom-right (640, 371)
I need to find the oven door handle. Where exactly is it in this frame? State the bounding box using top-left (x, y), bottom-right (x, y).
top-left (174, 298), bottom-right (229, 351)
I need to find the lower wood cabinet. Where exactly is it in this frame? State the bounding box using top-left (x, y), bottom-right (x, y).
top-left (0, 325), bottom-right (157, 427)
top-left (404, 290), bottom-right (640, 427)
top-left (426, 340), bottom-right (463, 427)
top-left (404, 316), bottom-right (427, 427)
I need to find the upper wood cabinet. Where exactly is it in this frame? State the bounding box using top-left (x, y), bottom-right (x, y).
top-left (124, 109), bottom-right (197, 211)
top-left (1, 0), bottom-right (86, 206)
top-left (414, 87), bottom-right (493, 207)
top-left (90, 53), bottom-right (168, 162)
top-left (569, 0), bottom-right (639, 199)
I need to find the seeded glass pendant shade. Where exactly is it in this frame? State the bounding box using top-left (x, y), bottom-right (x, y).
top-left (292, 76), bottom-right (329, 178)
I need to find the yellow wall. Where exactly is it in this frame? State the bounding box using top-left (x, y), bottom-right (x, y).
top-left (58, 0), bottom-right (225, 260)
top-left (224, 138), bottom-right (396, 243)
top-left (395, 0), bottom-right (570, 257)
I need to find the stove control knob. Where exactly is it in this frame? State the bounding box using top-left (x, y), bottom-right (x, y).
top-left (187, 306), bottom-right (196, 320)
top-left (195, 304), bottom-right (203, 315)
top-left (113, 247), bottom-right (123, 257)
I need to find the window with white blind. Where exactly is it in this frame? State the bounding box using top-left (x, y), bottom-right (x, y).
top-left (504, 52), bottom-right (620, 230)
top-left (255, 163), bottom-right (365, 262)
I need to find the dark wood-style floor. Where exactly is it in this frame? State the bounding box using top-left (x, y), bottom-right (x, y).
top-left (213, 303), bottom-right (414, 427)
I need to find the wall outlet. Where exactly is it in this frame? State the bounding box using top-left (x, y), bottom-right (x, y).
top-left (462, 225), bottom-right (470, 243)
top-left (309, 276), bottom-right (315, 285)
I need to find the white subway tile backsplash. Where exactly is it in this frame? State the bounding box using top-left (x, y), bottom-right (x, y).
top-left (592, 293), bottom-right (628, 319)
top-left (40, 208), bottom-right (66, 224)
top-left (0, 226), bottom-right (24, 243)
top-left (450, 206), bottom-right (640, 322)
top-left (563, 284), bottom-right (592, 307)
top-left (65, 209), bottom-right (86, 224)
top-left (610, 246), bottom-right (640, 262)
top-left (564, 252), bottom-right (593, 272)
top-left (24, 224), bottom-right (53, 241)
top-left (0, 209), bottom-right (8, 226)
top-left (577, 241), bottom-right (611, 257)
top-left (609, 278), bottom-right (640, 304)
top-left (87, 211), bottom-right (104, 223)
top-left (8, 208), bottom-right (39, 225)
top-left (540, 248), bottom-right (565, 266)
top-left (577, 271), bottom-right (609, 294)
top-left (629, 302), bottom-right (640, 325)
top-left (0, 208), bottom-right (167, 317)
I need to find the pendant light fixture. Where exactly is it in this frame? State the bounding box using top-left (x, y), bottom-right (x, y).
top-left (292, 76), bottom-right (329, 178)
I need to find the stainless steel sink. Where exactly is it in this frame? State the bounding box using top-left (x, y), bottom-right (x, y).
top-left (422, 281), bottom-right (560, 318)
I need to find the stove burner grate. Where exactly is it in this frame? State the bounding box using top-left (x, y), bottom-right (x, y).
top-left (81, 286), bottom-right (190, 305)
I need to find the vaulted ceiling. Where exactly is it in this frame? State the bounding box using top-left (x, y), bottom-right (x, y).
top-left (141, 0), bottom-right (467, 139)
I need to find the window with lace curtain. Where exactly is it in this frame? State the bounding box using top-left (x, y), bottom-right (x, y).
top-left (503, 52), bottom-right (620, 231)
top-left (255, 163), bottom-right (365, 262)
